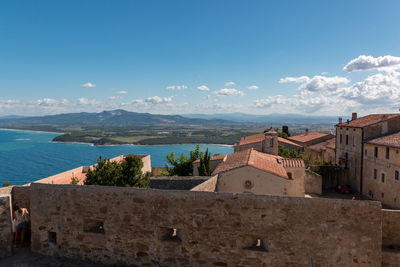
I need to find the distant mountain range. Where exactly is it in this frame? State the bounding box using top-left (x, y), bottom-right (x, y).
top-left (0, 110), bottom-right (239, 130)
top-left (184, 112), bottom-right (344, 124)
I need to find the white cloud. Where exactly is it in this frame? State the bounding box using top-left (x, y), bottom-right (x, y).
top-left (82, 82), bottom-right (96, 88)
top-left (166, 85), bottom-right (187, 90)
top-left (214, 88), bottom-right (245, 96)
top-left (247, 85), bottom-right (259, 90)
top-left (197, 85), bottom-right (210, 91)
top-left (224, 81), bottom-right (236, 86)
top-left (108, 96), bottom-right (122, 100)
top-left (344, 55), bottom-right (400, 72)
top-left (144, 96), bottom-right (173, 104)
top-left (280, 75), bottom-right (350, 93)
top-left (78, 98), bottom-right (100, 105)
top-left (36, 98), bottom-right (59, 106)
top-left (117, 90), bottom-right (128, 94)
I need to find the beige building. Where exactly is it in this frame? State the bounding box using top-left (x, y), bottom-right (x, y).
top-left (363, 132), bottom-right (400, 208)
top-left (207, 149), bottom-right (305, 196)
top-left (335, 113), bottom-right (400, 193)
top-left (288, 130), bottom-right (334, 148)
top-left (307, 137), bottom-right (336, 164)
top-left (233, 132), bottom-right (303, 154)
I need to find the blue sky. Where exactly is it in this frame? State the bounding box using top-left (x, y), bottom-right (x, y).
top-left (1, 0), bottom-right (400, 116)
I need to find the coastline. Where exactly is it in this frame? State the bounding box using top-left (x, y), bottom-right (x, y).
top-left (0, 128), bottom-right (64, 135)
top-left (51, 140), bottom-right (233, 147)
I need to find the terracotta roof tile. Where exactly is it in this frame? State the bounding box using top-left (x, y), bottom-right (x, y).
top-left (277, 137), bottom-right (303, 148)
top-left (212, 149), bottom-right (288, 178)
top-left (367, 131), bottom-right (400, 148)
top-left (308, 137), bottom-right (336, 152)
top-left (280, 158), bottom-right (305, 168)
top-left (236, 133), bottom-right (265, 146)
top-left (338, 114), bottom-right (400, 128)
top-left (288, 132), bottom-right (332, 143)
top-left (193, 154), bottom-right (227, 164)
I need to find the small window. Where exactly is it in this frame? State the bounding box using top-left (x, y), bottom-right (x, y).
top-left (160, 227), bottom-right (181, 243)
top-left (382, 192), bottom-right (385, 198)
top-left (346, 128), bottom-right (349, 131)
top-left (287, 172), bottom-right (293, 179)
top-left (345, 135), bottom-right (349, 145)
top-left (352, 136), bottom-right (355, 147)
top-left (369, 190), bottom-right (372, 196)
top-left (375, 147), bottom-right (378, 158)
top-left (353, 129), bottom-right (356, 131)
top-left (83, 219), bottom-right (105, 234)
top-left (365, 149), bottom-right (367, 156)
top-left (340, 134), bottom-right (342, 144)
top-left (382, 173), bottom-right (385, 183)
top-left (48, 232), bottom-right (57, 245)
top-left (244, 239), bottom-right (268, 252)
top-left (374, 169), bottom-right (377, 179)
top-left (244, 180), bottom-right (253, 189)
top-left (386, 147), bottom-right (390, 159)
top-left (396, 171), bottom-right (399, 180)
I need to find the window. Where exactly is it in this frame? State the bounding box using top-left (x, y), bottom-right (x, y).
top-left (375, 147), bottom-right (378, 158)
top-left (160, 227), bottom-right (181, 243)
top-left (244, 239), bottom-right (268, 252)
top-left (386, 147), bottom-right (390, 159)
top-left (287, 172), bottom-right (293, 179)
top-left (353, 136), bottom-right (355, 147)
top-left (374, 169), bottom-right (377, 179)
top-left (244, 180), bottom-right (254, 189)
top-left (340, 134), bottom-right (342, 144)
top-left (365, 149), bottom-right (367, 156)
top-left (382, 192), bottom-right (385, 198)
top-left (395, 171), bottom-right (399, 180)
top-left (382, 173), bottom-right (385, 183)
top-left (48, 232), bottom-right (57, 244)
top-left (345, 135), bottom-right (349, 145)
top-left (369, 190), bottom-right (372, 196)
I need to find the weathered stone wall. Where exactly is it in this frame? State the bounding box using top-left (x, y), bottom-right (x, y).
top-left (12, 186), bottom-right (30, 211)
top-left (150, 176), bottom-right (210, 190)
top-left (190, 175), bottom-right (218, 192)
top-left (382, 209), bottom-right (400, 266)
top-left (305, 170), bottom-right (322, 195)
top-left (0, 195), bottom-right (12, 258)
top-left (30, 183), bottom-right (382, 266)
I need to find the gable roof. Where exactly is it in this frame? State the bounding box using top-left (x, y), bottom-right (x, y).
top-left (280, 158), bottom-right (305, 168)
top-left (288, 132), bottom-right (332, 144)
top-left (235, 133), bottom-right (265, 146)
top-left (212, 149), bottom-right (288, 178)
top-left (366, 131), bottom-right (400, 149)
top-left (308, 137), bottom-right (336, 152)
top-left (193, 154), bottom-right (227, 164)
top-left (337, 114), bottom-right (400, 128)
top-left (277, 137), bottom-right (303, 148)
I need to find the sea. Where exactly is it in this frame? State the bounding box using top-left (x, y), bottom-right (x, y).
top-left (0, 129), bottom-right (233, 185)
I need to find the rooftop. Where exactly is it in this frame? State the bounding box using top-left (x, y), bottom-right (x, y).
top-left (366, 131), bottom-right (400, 149)
top-left (212, 149), bottom-right (289, 178)
top-left (337, 114), bottom-right (400, 128)
top-left (308, 137), bottom-right (336, 152)
top-left (288, 132), bottom-right (333, 144)
top-left (193, 154), bottom-right (227, 164)
top-left (234, 132), bottom-right (302, 148)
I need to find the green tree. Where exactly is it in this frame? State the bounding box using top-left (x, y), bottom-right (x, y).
top-left (70, 177), bottom-right (79, 185)
top-left (278, 145), bottom-right (301, 159)
top-left (166, 145), bottom-right (204, 176)
top-left (2, 180), bottom-right (11, 187)
top-left (282, 125), bottom-right (290, 137)
top-left (84, 154), bottom-right (150, 188)
top-left (198, 148), bottom-right (211, 176)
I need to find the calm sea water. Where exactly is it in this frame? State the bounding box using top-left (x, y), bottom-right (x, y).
top-left (0, 129), bottom-right (233, 185)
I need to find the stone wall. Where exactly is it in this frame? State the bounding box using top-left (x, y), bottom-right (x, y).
top-left (149, 176), bottom-right (210, 190)
top-left (190, 176), bottom-right (218, 192)
top-left (382, 209), bottom-right (400, 266)
top-left (305, 170), bottom-right (322, 195)
top-left (30, 183), bottom-right (382, 266)
top-left (12, 186), bottom-right (30, 211)
top-left (0, 195), bottom-right (12, 258)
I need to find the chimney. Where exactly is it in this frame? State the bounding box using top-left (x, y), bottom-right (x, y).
top-left (352, 112), bottom-right (357, 120)
top-left (339, 117), bottom-right (343, 124)
top-left (305, 129), bottom-right (309, 135)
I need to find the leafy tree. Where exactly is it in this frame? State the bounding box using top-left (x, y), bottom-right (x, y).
top-left (198, 148), bottom-right (211, 176)
top-left (84, 154), bottom-right (150, 188)
top-left (278, 145), bottom-right (301, 159)
top-left (166, 145), bottom-right (204, 176)
top-left (282, 125), bottom-right (290, 137)
top-left (2, 180), bottom-right (11, 187)
top-left (70, 177), bottom-right (79, 185)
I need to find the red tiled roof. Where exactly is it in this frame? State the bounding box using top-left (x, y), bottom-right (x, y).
top-left (236, 133), bottom-right (265, 146)
top-left (367, 131), bottom-right (400, 148)
top-left (338, 114), bottom-right (400, 128)
top-left (280, 158), bottom-right (305, 168)
top-left (193, 154), bottom-right (227, 164)
top-left (288, 132), bottom-right (332, 143)
top-left (212, 149), bottom-right (288, 178)
top-left (308, 137), bottom-right (336, 152)
top-left (277, 137), bottom-right (303, 148)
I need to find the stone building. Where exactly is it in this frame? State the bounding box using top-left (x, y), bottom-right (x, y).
top-left (192, 154), bottom-right (227, 176)
top-left (307, 137), bottom-right (336, 164)
top-left (288, 130), bottom-right (334, 148)
top-left (335, 112), bottom-right (400, 193)
top-left (233, 132), bottom-right (303, 154)
top-left (363, 132), bottom-right (400, 208)
top-left (208, 149), bottom-right (305, 196)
